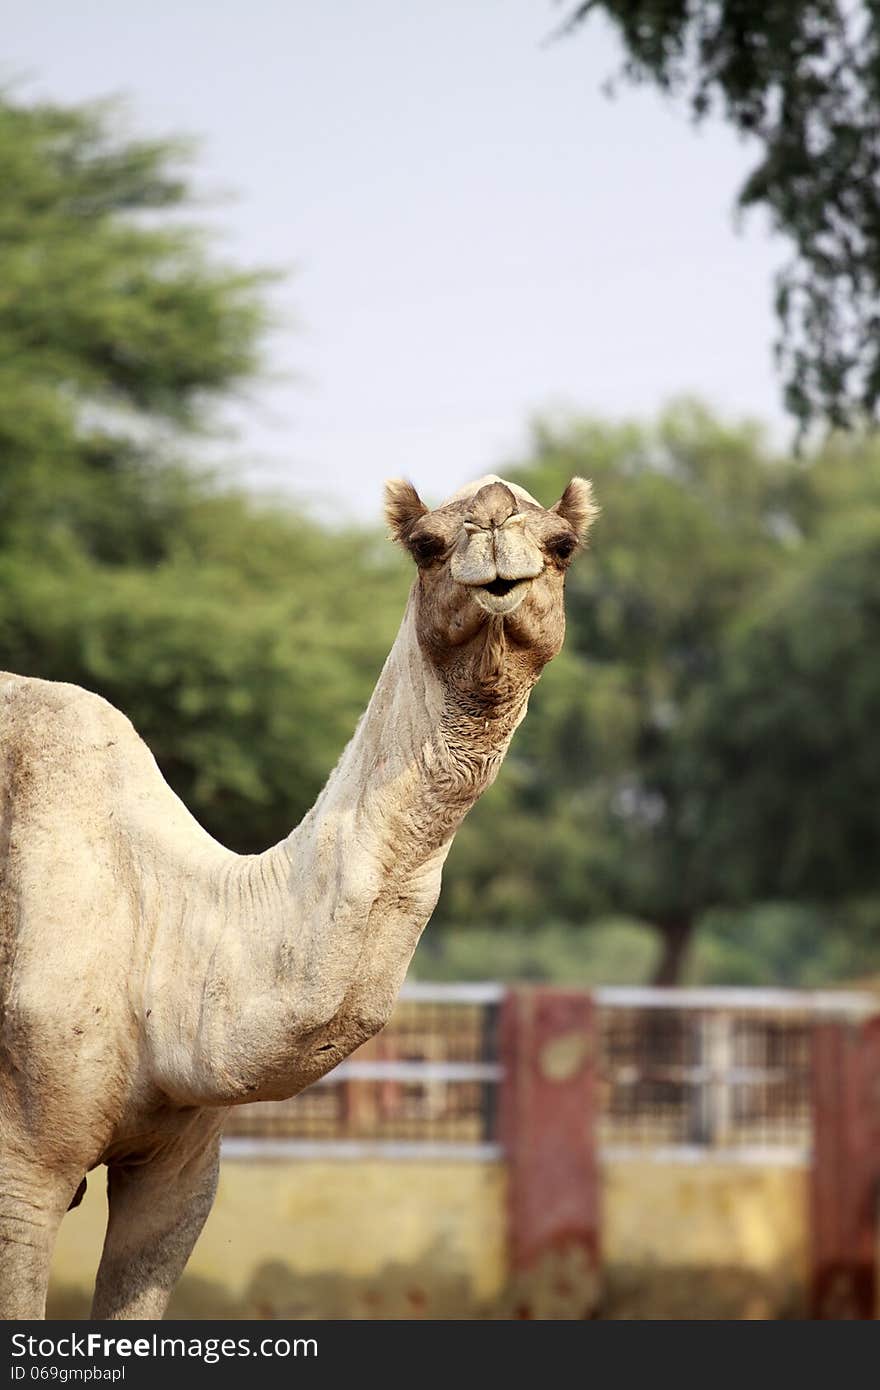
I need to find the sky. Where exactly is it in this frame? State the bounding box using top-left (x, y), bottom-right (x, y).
top-left (6, 0), bottom-right (787, 520)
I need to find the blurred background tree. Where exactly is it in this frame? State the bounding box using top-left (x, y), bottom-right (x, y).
top-left (435, 405), bottom-right (880, 982)
top-left (437, 401), bottom-right (806, 980)
top-left (683, 451), bottom-right (880, 906)
top-left (0, 92), bottom-right (407, 851)
top-left (558, 2), bottom-right (880, 434)
top-left (3, 89), bottom-right (879, 985)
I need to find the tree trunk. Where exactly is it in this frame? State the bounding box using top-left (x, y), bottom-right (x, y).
top-left (651, 915), bottom-right (695, 986)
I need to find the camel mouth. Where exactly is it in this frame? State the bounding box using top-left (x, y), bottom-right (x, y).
top-left (483, 576), bottom-right (520, 597)
top-left (472, 576), bottom-right (532, 615)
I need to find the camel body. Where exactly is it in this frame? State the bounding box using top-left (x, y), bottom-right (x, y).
top-left (0, 474), bottom-right (595, 1318)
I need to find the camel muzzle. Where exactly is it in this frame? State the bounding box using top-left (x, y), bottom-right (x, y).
top-left (450, 508), bottom-right (545, 597)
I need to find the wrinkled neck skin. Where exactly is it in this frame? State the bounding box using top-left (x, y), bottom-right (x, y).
top-left (149, 594), bottom-right (534, 1108)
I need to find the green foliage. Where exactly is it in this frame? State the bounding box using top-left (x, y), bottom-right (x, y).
top-left (683, 502), bottom-right (880, 904)
top-left (0, 91), bottom-right (274, 569)
top-left (409, 905), bottom-right (880, 988)
top-left (0, 517), bottom-right (407, 853)
top-left (0, 96), bottom-right (271, 426)
top-left (0, 91), bottom-right (408, 853)
top-left (561, 2), bottom-right (880, 432)
top-left (688, 901), bottom-right (880, 988)
top-left (439, 399), bottom-right (880, 981)
top-left (441, 401), bottom-right (800, 936)
top-left (412, 918), bottom-right (660, 985)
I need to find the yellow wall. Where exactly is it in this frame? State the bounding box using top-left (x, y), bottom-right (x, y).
top-left (49, 1160), bottom-right (508, 1320)
top-left (601, 1160), bottom-right (808, 1318)
top-left (48, 1156), bottom-right (808, 1319)
top-left (603, 1160), bottom-right (808, 1269)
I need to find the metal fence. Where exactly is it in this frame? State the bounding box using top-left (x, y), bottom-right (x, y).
top-left (595, 987), bottom-right (871, 1163)
top-left (221, 983), bottom-right (875, 1163)
top-left (223, 983), bottom-right (504, 1159)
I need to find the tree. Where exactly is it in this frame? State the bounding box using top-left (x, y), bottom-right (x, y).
top-left (438, 399), bottom-right (880, 982)
top-left (439, 401), bottom-right (829, 980)
top-left (559, 2), bottom-right (880, 434)
top-left (0, 504), bottom-right (407, 853)
top-left (0, 93), bottom-right (273, 562)
top-left (684, 494), bottom-right (880, 908)
top-left (0, 92), bottom-right (409, 851)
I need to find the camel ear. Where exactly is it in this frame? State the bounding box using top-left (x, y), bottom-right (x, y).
top-left (384, 479), bottom-right (429, 546)
top-left (550, 476), bottom-right (598, 541)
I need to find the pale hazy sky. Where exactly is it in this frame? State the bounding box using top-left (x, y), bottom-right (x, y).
top-left (7, 1), bottom-right (787, 519)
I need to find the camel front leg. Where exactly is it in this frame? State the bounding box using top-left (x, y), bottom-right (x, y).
top-left (0, 1158), bottom-right (79, 1319)
top-left (91, 1131), bottom-right (221, 1320)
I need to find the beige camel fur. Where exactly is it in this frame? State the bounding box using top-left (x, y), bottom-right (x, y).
top-left (0, 473), bottom-right (596, 1319)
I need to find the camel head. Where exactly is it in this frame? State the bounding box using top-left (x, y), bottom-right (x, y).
top-left (384, 472), bottom-right (597, 704)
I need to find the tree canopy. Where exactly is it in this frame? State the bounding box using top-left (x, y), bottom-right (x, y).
top-left (438, 401), bottom-right (880, 981)
top-left (560, 2), bottom-right (880, 434)
top-left (685, 482), bottom-right (880, 906)
top-left (0, 92), bottom-right (408, 852)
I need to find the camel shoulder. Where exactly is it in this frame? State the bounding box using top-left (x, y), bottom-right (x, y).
top-left (0, 672), bottom-right (144, 764)
top-left (0, 670), bottom-right (135, 726)
top-left (0, 673), bottom-right (224, 857)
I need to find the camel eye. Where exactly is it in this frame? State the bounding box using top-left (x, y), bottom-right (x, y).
top-left (547, 531), bottom-right (577, 564)
top-left (409, 531), bottom-right (447, 566)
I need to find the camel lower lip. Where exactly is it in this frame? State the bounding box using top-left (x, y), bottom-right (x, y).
top-left (472, 580), bottom-right (530, 614)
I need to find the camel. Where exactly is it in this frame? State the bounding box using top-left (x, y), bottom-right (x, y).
top-left (0, 472), bottom-right (596, 1320)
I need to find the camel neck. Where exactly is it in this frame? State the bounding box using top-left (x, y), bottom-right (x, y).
top-left (283, 592), bottom-right (529, 896)
top-left (163, 592), bottom-right (532, 1105)
top-left (258, 594), bottom-right (528, 1058)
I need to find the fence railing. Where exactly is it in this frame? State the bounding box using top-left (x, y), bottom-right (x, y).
top-left (221, 983), bottom-right (875, 1163)
top-left (223, 982), bottom-right (505, 1160)
top-left (595, 987), bottom-right (870, 1163)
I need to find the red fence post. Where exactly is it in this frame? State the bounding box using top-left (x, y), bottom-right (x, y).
top-left (498, 986), bottom-right (599, 1318)
top-left (810, 1014), bottom-right (880, 1318)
